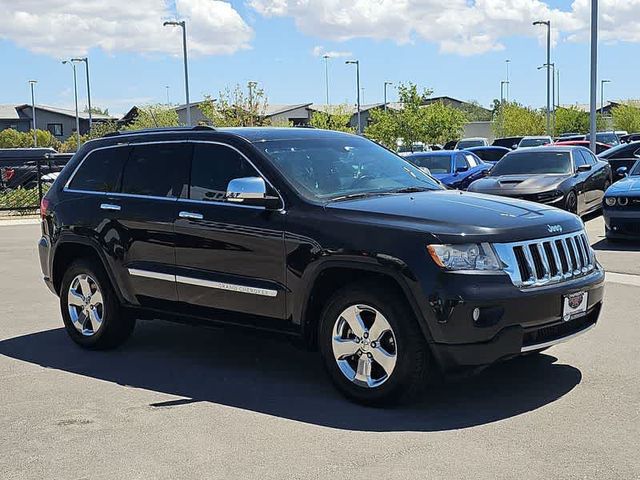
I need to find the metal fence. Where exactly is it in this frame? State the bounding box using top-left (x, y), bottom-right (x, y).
top-left (0, 154), bottom-right (70, 212)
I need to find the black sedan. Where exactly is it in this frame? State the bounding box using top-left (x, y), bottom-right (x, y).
top-left (468, 146), bottom-right (612, 216)
top-left (598, 141), bottom-right (640, 181)
top-left (603, 160), bottom-right (640, 240)
top-left (464, 146), bottom-right (511, 163)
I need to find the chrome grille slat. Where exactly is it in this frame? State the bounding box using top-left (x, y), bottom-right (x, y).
top-left (493, 230), bottom-right (597, 289)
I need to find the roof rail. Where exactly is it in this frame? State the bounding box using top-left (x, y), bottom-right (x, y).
top-left (102, 125), bottom-right (216, 138)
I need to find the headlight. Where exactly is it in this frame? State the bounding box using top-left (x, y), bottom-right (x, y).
top-left (618, 197), bottom-right (629, 206)
top-left (427, 243), bottom-right (502, 271)
top-left (604, 197), bottom-right (617, 206)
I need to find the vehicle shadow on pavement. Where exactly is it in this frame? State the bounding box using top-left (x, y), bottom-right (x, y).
top-left (0, 320), bottom-right (582, 432)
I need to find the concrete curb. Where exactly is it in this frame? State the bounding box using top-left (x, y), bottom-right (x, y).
top-left (0, 218), bottom-right (40, 226)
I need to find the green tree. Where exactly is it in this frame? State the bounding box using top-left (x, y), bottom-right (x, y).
top-left (84, 105), bottom-right (109, 115)
top-left (554, 106), bottom-right (590, 135)
top-left (309, 105), bottom-right (354, 132)
top-left (59, 120), bottom-right (120, 152)
top-left (200, 83), bottom-right (270, 127)
top-left (493, 102), bottom-right (546, 137)
top-left (0, 128), bottom-right (61, 149)
top-left (366, 82), bottom-right (434, 150)
top-left (611, 101), bottom-right (640, 133)
top-left (423, 101), bottom-right (468, 144)
top-left (123, 104), bottom-right (181, 130)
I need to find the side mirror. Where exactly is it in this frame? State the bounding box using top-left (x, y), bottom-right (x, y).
top-left (512, 144), bottom-right (518, 149)
top-left (226, 177), bottom-right (281, 209)
top-left (616, 166), bottom-right (628, 177)
top-left (455, 166), bottom-right (469, 173)
top-left (577, 164), bottom-right (592, 173)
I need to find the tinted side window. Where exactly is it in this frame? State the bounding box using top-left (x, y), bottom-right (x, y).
top-left (121, 143), bottom-right (191, 198)
top-left (573, 150), bottom-right (588, 168)
top-left (68, 147), bottom-right (128, 192)
top-left (584, 150), bottom-right (598, 165)
top-left (611, 145), bottom-right (636, 159)
top-left (189, 144), bottom-right (260, 202)
top-left (455, 154), bottom-right (468, 170)
top-left (464, 153), bottom-right (479, 167)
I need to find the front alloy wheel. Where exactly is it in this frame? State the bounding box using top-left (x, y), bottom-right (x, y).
top-left (332, 304), bottom-right (397, 388)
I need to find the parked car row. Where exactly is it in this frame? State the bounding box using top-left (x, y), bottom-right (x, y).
top-left (0, 148), bottom-right (72, 190)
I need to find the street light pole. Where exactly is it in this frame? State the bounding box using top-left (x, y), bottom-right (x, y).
top-left (163, 20), bottom-right (191, 126)
top-left (28, 80), bottom-right (37, 146)
top-left (71, 57), bottom-right (92, 129)
top-left (345, 60), bottom-right (361, 134)
top-left (589, 0), bottom-right (598, 153)
top-left (600, 79), bottom-right (611, 117)
top-left (556, 68), bottom-right (560, 107)
top-left (322, 54), bottom-right (330, 106)
top-left (505, 59), bottom-right (511, 102)
top-left (62, 60), bottom-right (81, 148)
top-left (384, 81), bottom-right (393, 111)
top-left (500, 81), bottom-right (509, 104)
top-left (533, 20), bottom-right (551, 135)
top-left (166, 85), bottom-right (170, 105)
top-left (538, 63), bottom-right (555, 133)
top-left (247, 81), bottom-right (258, 127)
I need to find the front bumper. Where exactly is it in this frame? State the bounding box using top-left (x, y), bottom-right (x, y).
top-left (425, 267), bottom-right (605, 373)
top-left (603, 209), bottom-right (640, 239)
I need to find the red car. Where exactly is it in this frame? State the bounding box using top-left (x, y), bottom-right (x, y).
top-left (552, 140), bottom-right (611, 154)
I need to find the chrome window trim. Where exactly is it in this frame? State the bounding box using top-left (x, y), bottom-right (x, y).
top-left (521, 323), bottom-right (595, 352)
top-left (63, 139), bottom-right (285, 211)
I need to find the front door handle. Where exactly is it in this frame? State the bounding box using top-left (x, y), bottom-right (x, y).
top-left (179, 211), bottom-right (203, 220)
top-left (100, 203), bottom-right (121, 211)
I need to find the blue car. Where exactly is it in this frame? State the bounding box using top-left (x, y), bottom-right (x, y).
top-left (603, 160), bottom-right (640, 240)
top-left (405, 150), bottom-right (491, 190)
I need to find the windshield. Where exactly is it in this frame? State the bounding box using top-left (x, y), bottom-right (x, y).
top-left (631, 161), bottom-right (640, 176)
top-left (519, 138), bottom-right (550, 147)
top-left (457, 139), bottom-right (484, 148)
top-left (408, 154), bottom-right (452, 173)
top-left (490, 151), bottom-right (572, 176)
top-left (254, 136), bottom-right (443, 201)
top-left (593, 132), bottom-right (619, 146)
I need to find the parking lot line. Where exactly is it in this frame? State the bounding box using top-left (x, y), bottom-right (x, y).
top-left (605, 271), bottom-right (640, 287)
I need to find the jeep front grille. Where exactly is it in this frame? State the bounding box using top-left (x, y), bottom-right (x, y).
top-left (493, 230), bottom-right (596, 288)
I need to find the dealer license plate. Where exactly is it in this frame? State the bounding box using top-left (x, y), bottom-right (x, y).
top-left (562, 291), bottom-right (588, 321)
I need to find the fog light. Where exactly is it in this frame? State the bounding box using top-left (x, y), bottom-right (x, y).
top-left (472, 308), bottom-right (480, 322)
top-left (619, 197), bottom-right (629, 206)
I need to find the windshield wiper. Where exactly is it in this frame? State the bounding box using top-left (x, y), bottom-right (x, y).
top-left (388, 186), bottom-right (432, 193)
top-left (329, 191), bottom-right (395, 202)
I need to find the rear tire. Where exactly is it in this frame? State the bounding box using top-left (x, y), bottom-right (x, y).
top-left (318, 282), bottom-right (434, 406)
top-left (60, 258), bottom-right (135, 350)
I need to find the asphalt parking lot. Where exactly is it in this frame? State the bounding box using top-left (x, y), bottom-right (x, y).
top-left (1, 217), bottom-right (639, 480)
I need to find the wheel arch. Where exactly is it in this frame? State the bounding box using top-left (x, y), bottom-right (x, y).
top-left (51, 236), bottom-right (125, 303)
top-left (297, 260), bottom-right (434, 349)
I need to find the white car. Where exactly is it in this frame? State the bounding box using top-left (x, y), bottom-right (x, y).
top-left (517, 136), bottom-right (552, 148)
top-left (455, 137), bottom-right (489, 149)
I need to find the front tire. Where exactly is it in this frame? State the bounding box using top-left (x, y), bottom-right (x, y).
top-left (565, 190), bottom-right (578, 214)
top-left (318, 282), bottom-right (434, 406)
top-left (60, 259), bottom-right (135, 349)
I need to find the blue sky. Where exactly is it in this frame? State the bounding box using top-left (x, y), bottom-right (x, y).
top-left (0, 0), bottom-right (636, 116)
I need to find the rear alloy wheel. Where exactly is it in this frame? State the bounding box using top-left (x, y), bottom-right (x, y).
top-left (60, 259), bottom-right (135, 349)
top-left (319, 282), bottom-right (434, 406)
top-left (565, 190), bottom-right (577, 214)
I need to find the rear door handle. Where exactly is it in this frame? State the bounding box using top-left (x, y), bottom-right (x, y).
top-left (100, 203), bottom-right (121, 211)
top-left (179, 211), bottom-right (203, 220)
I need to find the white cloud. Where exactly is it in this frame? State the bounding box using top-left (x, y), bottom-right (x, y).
top-left (0, 0), bottom-right (253, 58)
top-left (250, 0), bottom-right (640, 55)
top-left (312, 45), bottom-right (352, 58)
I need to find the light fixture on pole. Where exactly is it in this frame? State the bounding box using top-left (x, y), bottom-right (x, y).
top-left (589, 0), bottom-right (598, 153)
top-left (62, 60), bottom-right (81, 149)
top-left (505, 59), bottom-right (511, 102)
top-left (384, 81), bottom-right (393, 111)
top-left (345, 60), bottom-right (361, 134)
top-left (163, 20), bottom-right (191, 126)
top-left (322, 54), bottom-right (330, 106)
top-left (70, 57), bottom-right (92, 129)
top-left (533, 20), bottom-right (551, 135)
top-left (600, 79), bottom-right (611, 117)
top-left (28, 80), bottom-right (37, 146)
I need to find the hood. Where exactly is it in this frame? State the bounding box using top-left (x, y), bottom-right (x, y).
top-left (326, 190), bottom-right (583, 243)
top-left (468, 174), bottom-right (569, 194)
top-left (606, 176), bottom-right (640, 195)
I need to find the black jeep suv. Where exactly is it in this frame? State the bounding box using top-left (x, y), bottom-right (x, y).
top-left (38, 127), bottom-right (604, 405)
